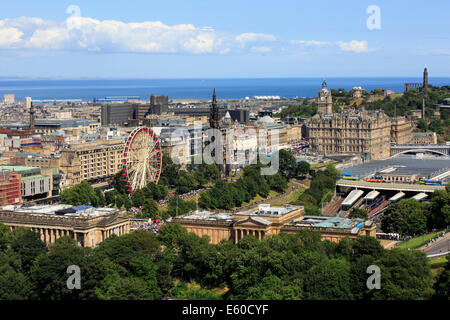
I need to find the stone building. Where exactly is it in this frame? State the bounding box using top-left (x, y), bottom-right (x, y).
top-left (317, 80), bottom-right (333, 115)
top-left (59, 138), bottom-right (124, 187)
top-left (0, 204), bottom-right (130, 247)
top-left (412, 132), bottom-right (438, 144)
top-left (309, 109), bottom-right (391, 160)
top-left (172, 204), bottom-right (376, 244)
top-left (391, 117), bottom-right (413, 144)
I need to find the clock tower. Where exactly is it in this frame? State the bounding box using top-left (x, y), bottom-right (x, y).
top-left (317, 80), bottom-right (333, 115)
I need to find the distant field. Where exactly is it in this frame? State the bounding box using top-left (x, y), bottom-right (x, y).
top-left (397, 231), bottom-right (444, 250)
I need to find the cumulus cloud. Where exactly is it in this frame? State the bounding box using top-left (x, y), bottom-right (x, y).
top-left (0, 16), bottom-right (259, 54)
top-left (0, 16), bottom-right (374, 56)
top-left (235, 32), bottom-right (276, 44)
top-left (337, 40), bottom-right (372, 53)
top-left (291, 40), bottom-right (331, 46)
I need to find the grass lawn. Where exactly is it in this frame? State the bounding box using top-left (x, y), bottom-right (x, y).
top-left (267, 186), bottom-right (305, 206)
top-left (429, 255), bottom-right (448, 269)
top-left (397, 231), bottom-right (444, 250)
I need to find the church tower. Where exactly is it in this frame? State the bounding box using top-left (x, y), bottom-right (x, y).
top-left (209, 89), bottom-right (220, 129)
top-left (317, 80), bottom-right (333, 115)
top-left (422, 67), bottom-right (428, 119)
top-left (29, 101), bottom-right (35, 129)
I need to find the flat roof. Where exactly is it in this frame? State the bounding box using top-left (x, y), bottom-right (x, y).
top-left (364, 191), bottom-right (380, 201)
top-left (2, 204), bottom-right (118, 218)
top-left (236, 204), bottom-right (303, 217)
top-left (412, 193), bottom-right (428, 201)
top-left (21, 174), bottom-right (46, 181)
top-left (342, 189), bottom-right (364, 206)
top-left (0, 165), bottom-right (40, 173)
top-left (341, 155), bottom-right (450, 181)
top-left (389, 192), bottom-right (405, 202)
top-left (293, 216), bottom-right (366, 233)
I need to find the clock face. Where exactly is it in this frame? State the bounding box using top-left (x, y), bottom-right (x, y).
top-left (320, 96), bottom-right (325, 101)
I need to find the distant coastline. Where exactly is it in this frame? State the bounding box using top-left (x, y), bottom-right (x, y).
top-left (0, 77), bottom-right (449, 101)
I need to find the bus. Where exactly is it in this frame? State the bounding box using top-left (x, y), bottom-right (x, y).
top-left (419, 179), bottom-right (443, 186)
top-left (365, 178), bottom-right (383, 183)
top-left (342, 174), bottom-right (359, 181)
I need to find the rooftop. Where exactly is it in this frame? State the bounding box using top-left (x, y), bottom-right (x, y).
top-left (235, 204), bottom-right (303, 217)
top-left (292, 216), bottom-right (367, 233)
top-left (0, 165), bottom-right (41, 173)
top-left (341, 155), bottom-right (450, 181)
top-left (1, 204), bottom-right (118, 218)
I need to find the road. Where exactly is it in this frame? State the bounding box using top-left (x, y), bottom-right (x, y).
top-left (423, 233), bottom-right (450, 256)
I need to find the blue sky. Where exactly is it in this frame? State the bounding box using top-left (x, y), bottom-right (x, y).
top-left (0, 0), bottom-right (449, 78)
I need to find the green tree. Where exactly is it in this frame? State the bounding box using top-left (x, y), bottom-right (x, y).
top-left (60, 181), bottom-right (102, 207)
top-left (0, 251), bottom-right (31, 299)
top-left (10, 227), bottom-right (47, 273)
top-left (278, 149), bottom-right (297, 179)
top-left (175, 170), bottom-right (198, 194)
top-left (296, 161), bottom-right (311, 176)
top-left (349, 207), bottom-right (368, 219)
top-left (303, 258), bottom-right (353, 300)
top-left (373, 249), bottom-right (433, 300)
top-left (381, 199), bottom-right (428, 236)
top-left (433, 255), bottom-right (450, 299)
top-left (139, 199), bottom-right (159, 220)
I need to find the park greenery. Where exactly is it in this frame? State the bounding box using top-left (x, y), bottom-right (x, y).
top-left (292, 164), bottom-right (340, 216)
top-left (277, 101), bottom-right (317, 119)
top-left (198, 150), bottom-right (310, 210)
top-left (59, 150), bottom-right (318, 216)
top-left (0, 222), bottom-right (446, 300)
top-left (360, 85), bottom-right (450, 119)
top-left (381, 185), bottom-right (450, 236)
top-left (349, 207), bottom-right (368, 220)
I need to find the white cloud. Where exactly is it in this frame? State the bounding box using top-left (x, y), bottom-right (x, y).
top-left (251, 46), bottom-right (272, 53)
top-left (291, 40), bottom-right (331, 46)
top-left (0, 27), bottom-right (23, 48)
top-left (0, 16), bottom-right (242, 54)
top-left (235, 32), bottom-right (276, 44)
top-left (0, 16), bottom-right (374, 56)
top-left (337, 40), bottom-right (372, 53)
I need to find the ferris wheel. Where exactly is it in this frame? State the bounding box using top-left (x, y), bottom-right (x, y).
top-left (122, 127), bottom-right (162, 196)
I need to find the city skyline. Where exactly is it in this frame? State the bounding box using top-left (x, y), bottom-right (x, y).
top-left (0, 0), bottom-right (449, 78)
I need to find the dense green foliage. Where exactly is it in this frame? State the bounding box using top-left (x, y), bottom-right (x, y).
top-left (360, 86), bottom-right (450, 119)
top-left (382, 188), bottom-right (450, 236)
top-left (349, 207), bottom-right (368, 219)
top-left (160, 154), bottom-right (220, 193)
top-left (0, 222), bottom-right (440, 300)
top-left (198, 152), bottom-right (298, 210)
top-left (60, 181), bottom-right (105, 207)
top-left (433, 255), bottom-right (450, 299)
top-left (292, 164), bottom-right (340, 215)
top-left (277, 101), bottom-right (317, 119)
